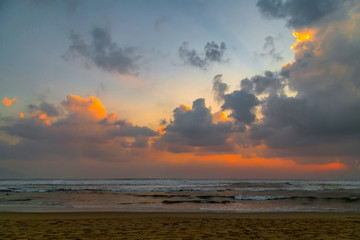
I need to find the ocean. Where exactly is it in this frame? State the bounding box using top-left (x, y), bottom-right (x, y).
top-left (1, 179), bottom-right (360, 212)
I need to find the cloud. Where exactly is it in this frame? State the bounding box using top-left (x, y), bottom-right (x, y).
top-left (221, 90), bottom-right (260, 125)
top-left (2, 2), bottom-right (360, 178)
top-left (212, 74), bottom-right (229, 102)
top-left (256, 0), bottom-right (342, 28)
top-left (110, 123), bottom-right (158, 138)
top-left (0, 95), bottom-right (158, 163)
top-left (63, 27), bottom-right (139, 75)
top-left (175, 2), bottom-right (358, 168)
top-left (245, 2), bottom-right (360, 162)
top-left (241, 71), bottom-right (285, 95)
top-left (159, 119), bottom-right (168, 126)
top-left (2, 97), bottom-right (17, 107)
top-left (28, 101), bottom-right (60, 117)
top-left (255, 36), bottom-right (283, 62)
top-left (179, 41), bottom-right (228, 70)
top-left (155, 98), bottom-right (233, 152)
top-left (61, 94), bottom-right (107, 120)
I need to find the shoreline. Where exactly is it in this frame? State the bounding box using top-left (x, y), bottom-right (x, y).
top-left (2, 211), bottom-right (360, 218)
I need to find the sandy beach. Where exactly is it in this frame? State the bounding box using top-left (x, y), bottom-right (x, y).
top-left (1, 212), bottom-right (359, 239)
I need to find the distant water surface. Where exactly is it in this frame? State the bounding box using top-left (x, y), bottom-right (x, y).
top-left (1, 179), bottom-right (359, 212)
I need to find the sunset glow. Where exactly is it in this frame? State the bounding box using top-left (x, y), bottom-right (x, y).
top-left (179, 104), bottom-right (192, 112)
top-left (291, 29), bottom-right (314, 49)
top-left (213, 111), bottom-right (232, 123)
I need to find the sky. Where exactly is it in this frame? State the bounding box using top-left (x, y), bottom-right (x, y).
top-left (0, 0), bottom-right (360, 179)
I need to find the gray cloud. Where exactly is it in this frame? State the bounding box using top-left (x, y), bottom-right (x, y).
top-left (28, 101), bottom-right (60, 117)
top-left (160, 119), bottom-right (168, 126)
top-left (156, 98), bottom-right (233, 152)
top-left (178, 42), bottom-right (206, 69)
top-left (208, 1), bottom-right (360, 163)
top-left (212, 74), bottom-right (229, 102)
top-left (1, 118), bottom-right (51, 141)
top-left (244, 2), bottom-right (360, 162)
top-left (256, 0), bottom-right (341, 28)
top-left (241, 71), bottom-right (285, 95)
top-left (63, 27), bottom-right (139, 75)
top-left (0, 96), bottom-right (159, 163)
top-left (179, 41), bottom-right (227, 70)
top-left (256, 36), bottom-right (283, 62)
top-left (205, 41), bottom-right (227, 62)
top-left (110, 125), bottom-right (158, 138)
top-left (214, 71), bottom-right (284, 128)
top-left (221, 90), bottom-right (260, 125)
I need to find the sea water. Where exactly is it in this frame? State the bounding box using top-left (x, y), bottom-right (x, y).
top-left (0, 179), bottom-right (359, 212)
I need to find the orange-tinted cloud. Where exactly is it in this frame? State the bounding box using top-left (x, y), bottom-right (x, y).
top-left (0, 91), bottom-right (357, 179)
top-left (19, 112), bottom-right (24, 119)
top-left (157, 126), bottom-right (166, 135)
top-left (291, 29), bottom-right (316, 50)
top-left (283, 62), bottom-right (293, 68)
top-left (32, 110), bottom-right (55, 125)
top-left (179, 104), bottom-right (191, 112)
top-left (62, 95), bottom-right (107, 120)
top-left (212, 111), bottom-right (232, 124)
top-left (2, 97), bottom-right (17, 107)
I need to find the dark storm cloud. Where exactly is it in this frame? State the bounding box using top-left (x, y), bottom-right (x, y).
top-left (63, 27), bottom-right (139, 75)
top-left (157, 98), bottom-right (233, 151)
top-left (212, 74), bottom-right (228, 102)
top-left (256, 0), bottom-right (340, 28)
top-left (179, 41), bottom-right (227, 70)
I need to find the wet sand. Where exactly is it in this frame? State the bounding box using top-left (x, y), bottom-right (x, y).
top-left (1, 212), bottom-right (360, 239)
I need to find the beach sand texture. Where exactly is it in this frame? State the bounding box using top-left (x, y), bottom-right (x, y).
top-left (1, 212), bottom-right (360, 239)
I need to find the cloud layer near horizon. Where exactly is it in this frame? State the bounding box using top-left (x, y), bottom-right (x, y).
top-left (0, 95), bottom-right (158, 163)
